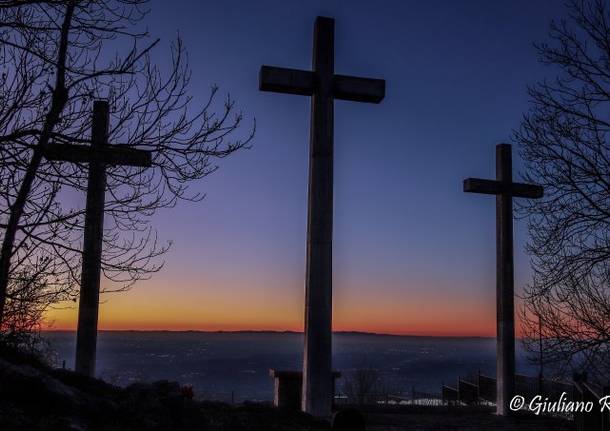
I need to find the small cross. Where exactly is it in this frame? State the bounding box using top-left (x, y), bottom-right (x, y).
top-left (43, 100), bottom-right (151, 377)
top-left (463, 143), bottom-right (543, 416)
top-left (259, 16), bottom-right (385, 417)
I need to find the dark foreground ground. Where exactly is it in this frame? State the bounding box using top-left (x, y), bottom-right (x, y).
top-left (0, 345), bottom-right (327, 431)
top-left (359, 406), bottom-right (575, 431)
top-left (0, 346), bottom-right (574, 431)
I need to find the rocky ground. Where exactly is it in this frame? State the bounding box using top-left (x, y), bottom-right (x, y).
top-left (0, 344), bottom-right (576, 430)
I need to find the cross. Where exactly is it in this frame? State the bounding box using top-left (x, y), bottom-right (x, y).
top-left (259, 16), bottom-right (385, 417)
top-left (463, 143), bottom-right (543, 416)
top-left (43, 100), bottom-right (151, 377)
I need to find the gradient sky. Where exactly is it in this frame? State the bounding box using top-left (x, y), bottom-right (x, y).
top-left (45, 0), bottom-right (568, 336)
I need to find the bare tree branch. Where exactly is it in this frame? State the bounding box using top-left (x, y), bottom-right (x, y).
top-left (0, 0), bottom-right (254, 331)
top-left (516, 0), bottom-right (610, 384)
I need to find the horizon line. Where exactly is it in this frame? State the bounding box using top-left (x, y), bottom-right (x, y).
top-left (40, 328), bottom-right (497, 338)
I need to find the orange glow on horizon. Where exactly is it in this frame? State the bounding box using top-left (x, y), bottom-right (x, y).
top-left (41, 280), bottom-right (515, 337)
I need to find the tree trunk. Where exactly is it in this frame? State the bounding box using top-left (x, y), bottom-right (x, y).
top-left (0, 2), bottom-right (74, 326)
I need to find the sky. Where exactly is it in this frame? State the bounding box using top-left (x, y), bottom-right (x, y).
top-left (45, 0), bottom-right (569, 336)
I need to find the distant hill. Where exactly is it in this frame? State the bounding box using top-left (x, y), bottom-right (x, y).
top-left (43, 329), bottom-right (494, 339)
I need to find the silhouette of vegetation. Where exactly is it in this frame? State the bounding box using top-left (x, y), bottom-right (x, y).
top-left (0, 0), bottom-right (254, 332)
top-left (342, 367), bottom-right (381, 405)
top-left (340, 366), bottom-right (402, 406)
top-left (517, 0), bottom-right (610, 383)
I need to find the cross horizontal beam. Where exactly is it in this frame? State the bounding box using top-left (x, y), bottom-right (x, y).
top-left (43, 143), bottom-right (152, 167)
top-left (333, 74), bottom-right (385, 103)
top-left (259, 66), bottom-right (385, 103)
top-left (463, 178), bottom-right (543, 199)
top-left (259, 66), bottom-right (315, 96)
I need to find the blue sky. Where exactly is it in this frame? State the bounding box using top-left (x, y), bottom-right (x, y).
top-left (50, 0), bottom-right (569, 335)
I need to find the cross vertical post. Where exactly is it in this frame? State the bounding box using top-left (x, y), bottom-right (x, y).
top-left (303, 17), bottom-right (334, 417)
top-left (259, 16), bottom-right (385, 417)
top-left (496, 143), bottom-right (515, 416)
top-left (463, 143), bottom-right (543, 416)
top-left (43, 100), bottom-right (151, 377)
top-left (74, 100), bottom-right (108, 377)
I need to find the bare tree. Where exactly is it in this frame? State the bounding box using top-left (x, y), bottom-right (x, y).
top-left (516, 0), bottom-right (610, 383)
top-left (342, 367), bottom-right (382, 405)
top-left (0, 0), bottom-right (254, 329)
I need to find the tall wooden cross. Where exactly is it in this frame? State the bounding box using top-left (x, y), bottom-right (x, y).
top-left (43, 100), bottom-right (151, 377)
top-left (463, 143), bottom-right (543, 416)
top-left (259, 16), bottom-right (385, 417)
